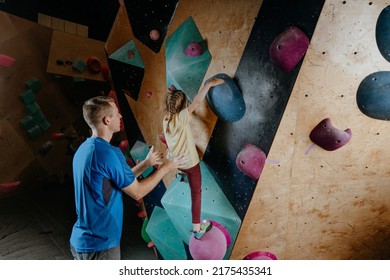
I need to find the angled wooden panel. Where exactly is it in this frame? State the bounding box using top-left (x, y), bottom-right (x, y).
top-left (47, 30), bottom-right (108, 81)
top-left (232, 0), bottom-right (390, 260)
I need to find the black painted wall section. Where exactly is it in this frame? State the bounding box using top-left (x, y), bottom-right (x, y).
top-left (115, 89), bottom-right (167, 220)
top-left (108, 58), bottom-right (145, 101)
top-left (123, 0), bottom-right (179, 53)
top-left (203, 0), bottom-right (325, 220)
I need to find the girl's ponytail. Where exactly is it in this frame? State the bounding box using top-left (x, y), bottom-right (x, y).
top-left (165, 90), bottom-right (187, 134)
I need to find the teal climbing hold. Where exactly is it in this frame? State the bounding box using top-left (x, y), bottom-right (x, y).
top-left (20, 89), bottom-right (36, 105)
top-left (38, 119), bottom-right (51, 132)
top-left (146, 206), bottom-right (187, 260)
top-left (25, 77), bottom-right (41, 93)
top-left (165, 16), bottom-right (212, 102)
top-left (108, 40), bottom-right (144, 100)
top-left (72, 59), bottom-right (87, 73)
top-left (161, 161), bottom-right (241, 259)
top-left (32, 110), bottom-right (46, 124)
top-left (109, 40), bottom-right (144, 69)
top-left (129, 140), bottom-right (154, 178)
top-left (25, 102), bottom-right (41, 115)
top-left (20, 115), bottom-right (35, 130)
top-left (27, 125), bottom-right (42, 139)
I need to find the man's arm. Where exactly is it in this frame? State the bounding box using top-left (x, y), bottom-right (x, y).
top-left (131, 146), bottom-right (163, 177)
top-left (122, 153), bottom-right (187, 200)
top-left (188, 77), bottom-right (224, 114)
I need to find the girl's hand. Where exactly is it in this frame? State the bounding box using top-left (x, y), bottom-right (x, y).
top-left (207, 77), bottom-right (225, 88)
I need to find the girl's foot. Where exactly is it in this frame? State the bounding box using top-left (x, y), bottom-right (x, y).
top-left (193, 221), bottom-right (212, 240)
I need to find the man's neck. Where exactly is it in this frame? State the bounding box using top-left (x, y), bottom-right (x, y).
top-left (91, 129), bottom-right (112, 143)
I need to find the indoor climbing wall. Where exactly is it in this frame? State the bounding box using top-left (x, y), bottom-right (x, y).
top-left (0, 12), bottom-right (83, 198)
top-left (105, 0), bottom-right (263, 259)
top-left (232, 0), bottom-right (390, 260)
top-left (203, 0), bottom-right (325, 220)
top-left (2, 0), bottom-right (388, 260)
top-left (117, 0), bottom-right (389, 260)
top-left (117, 0), bottom-right (263, 189)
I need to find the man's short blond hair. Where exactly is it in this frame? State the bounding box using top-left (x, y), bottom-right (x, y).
top-left (83, 96), bottom-right (115, 128)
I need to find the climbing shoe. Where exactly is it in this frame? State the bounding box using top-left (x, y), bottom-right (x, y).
top-left (193, 221), bottom-right (212, 240)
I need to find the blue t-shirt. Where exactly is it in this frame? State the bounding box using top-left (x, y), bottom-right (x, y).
top-left (70, 137), bottom-right (135, 252)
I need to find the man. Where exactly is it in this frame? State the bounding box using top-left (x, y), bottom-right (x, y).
top-left (70, 96), bottom-right (187, 260)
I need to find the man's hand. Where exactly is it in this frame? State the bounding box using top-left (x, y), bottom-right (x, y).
top-left (124, 149), bottom-right (188, 200)
top-left (163, 149), bottom-right (188, 170)
top-left (145, 146), bottom-right (164, 167)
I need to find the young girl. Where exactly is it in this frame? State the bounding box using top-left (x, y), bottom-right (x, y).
top-left (163, 77), bottom-right (224, 239)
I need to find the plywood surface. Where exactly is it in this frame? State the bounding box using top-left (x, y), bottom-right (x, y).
top-left (124, 0), bottom-right (262, 157)
top-left (109, 1), bottom-right (262, 184)
top-left (0, 120), bottom-right (35, 183)
top-left (231, 0), bottom-right (390, 260)
top-left (47, 30), bottom-right (108, 81)
top-left (0, 12), bottom-right (83, 198)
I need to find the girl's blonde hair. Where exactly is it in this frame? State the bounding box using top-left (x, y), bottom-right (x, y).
top-left (165, 89), bottom-right (188, 134)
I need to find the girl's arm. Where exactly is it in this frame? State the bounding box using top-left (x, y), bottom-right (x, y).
top-left (188, 77), bottom-right (224, 114)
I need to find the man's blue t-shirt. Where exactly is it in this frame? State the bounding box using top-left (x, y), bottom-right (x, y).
top-left (70, 137), bottom-right (135, 252)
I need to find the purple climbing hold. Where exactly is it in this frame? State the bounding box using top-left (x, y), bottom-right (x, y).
top-left (236, 143), bottom-right (266, 180)
top-left (184, 42), bottom-right (204, 56)
top-left (309, 118), bottom-right (352, 151)
top-left (243, 251), bottom-right (277, 260)
top-left (269, 26), bottom-right (309, 72)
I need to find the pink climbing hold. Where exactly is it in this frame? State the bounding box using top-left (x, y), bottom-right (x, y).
top-left (101, 65), bottom-right (110, 80)
top-left (145, 91), bottom-right (152, 98)
top-left (0, 181), bottom-right (21, 193)
top-left (210, 220), bottom-right (231, 248)
top-left (87, 56), bottom-right (102, 74)
top-left (119, 140), bottom-right (129, 154)
top-left (159, 133), bottom-right (167, 147)
top-left (149, 29), bottom-right (160, 41)
top-left (126, 157), bottom-right (135, 167)
top-left (243, 251), bottom-right (277, 260)
top-left (236, 143), bottom-right (267, 180)
top-left (168, 84), bottom-right (177, 92)
top-left (189, 224), bottom-right (227, 260)
top-left (269, 26), bottom-right (309, 72)
top-left (184, 42), bottom-right (204, 56)
top-left (0, 54), bottom-right (16, 68)
top-left (128, 51), bottom-right (134, 59)
top-left (309, 118), bottom-right (352, 151)
top-left (0, 54), bottom-right (15, 68)
top-left (137, 211), bottom-right (147, 218)
top-left (50, 132), bottom-right (65, 140)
